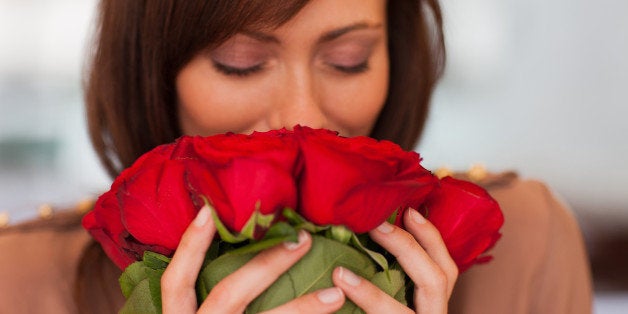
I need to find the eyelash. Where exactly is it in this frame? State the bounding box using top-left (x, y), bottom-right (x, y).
top-left (332, 61), bottom-right (369, 74)
top-left (212, 60), bottom-right (370, 77)
top-left (212, 62), bottom-right (264, 77)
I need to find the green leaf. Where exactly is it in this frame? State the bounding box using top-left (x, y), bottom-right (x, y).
top-left (204, 238), bottom-right (221, 263)
top-left (119, 262), bottom-right (149, 298)
top-left (146, 268), bottom-right (165, 313)
top-left (370, 269), bottom-right (407, 306)
top-left (227, 222), bottom-right (298, 255)
top-left (195, 235), bottom-right (406, 313)
top-left (207, 202), bottom-right (248, 243)
top-left (350, 233), bottom-right (389, 272)
top-left (142, 251), bottom-right (171, 270)
top-left (296, 221), bottom-right (330, 234)
top-left (249, 236), bottom-right (377, 313)
top-left (282, 208), bottom-right (305, 225)
top-left (197, 252), bottom-right (256, 301)
top-left (282, 208), bottom-right (329, 233)
top-left (239, 204), bottom-right (276, 239)
top-left (197, 235), bottom-right (378, 312)
top-left (119, 252), bottom-right (171, 313)
top-left (119, 279), bottom-right (159, 314)
top-left (254, 201), bottom-right (275, 228)
top-left (387, 208), bottom-right (400, 224)
top-left (263, 221), bottom-right (299, 241)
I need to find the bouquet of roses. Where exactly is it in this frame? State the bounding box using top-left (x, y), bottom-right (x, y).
top-left (82, 126), bottom-right (503, 313)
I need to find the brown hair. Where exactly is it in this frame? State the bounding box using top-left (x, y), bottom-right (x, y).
top-left (85, 0), bottom-right (445, 179)
top-left (79, 0), bottom-right (445, 311)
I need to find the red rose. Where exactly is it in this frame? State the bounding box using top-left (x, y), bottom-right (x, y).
top-left (85, 127), bottom-right (502, 274)
top-left (82, 188), bottom-right (135, 269)
top-left (83, 138), bottom-right (202, 269)
top-left (294, 126), bottom-right (438, 233)
top-left (419, 176), bottom-right (504, 272)
top-left (185, 131), bottom-right (300, 233)
top-left (83, 133), bottom-right (301, 269)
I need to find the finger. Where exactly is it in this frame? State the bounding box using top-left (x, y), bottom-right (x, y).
top-left (260, 287), bottom-right (345, 314)
top-left (332, 267), bottom-right (412, 314)
top-left (369, 221), bottom-right (448, 314)
top-left (199, 230), bottom-right (312, 313)
top-left (403, 207), bottom-right (458, 296)
top-left (161, 205), bottom-right (216, 314)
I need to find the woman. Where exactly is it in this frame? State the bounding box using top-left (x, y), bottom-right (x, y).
top-left (0, 0), bottom-right (592, 313)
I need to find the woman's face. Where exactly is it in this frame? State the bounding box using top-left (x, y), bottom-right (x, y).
top-left (176, 0), bottom-right (388, 137)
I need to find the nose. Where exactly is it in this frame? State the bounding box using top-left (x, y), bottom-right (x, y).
top-left (268, 66), bottom-right (327, 130)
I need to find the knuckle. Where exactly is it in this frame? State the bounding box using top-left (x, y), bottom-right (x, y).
top-left (162, 273), bottom-right (191, 298)
top-left (448, 263), bottom-right (459, 281)
top-left (371, 288), bottom-right (393, 304)
top-left (160, 268), bottom-right (177, 288)
top-left (390, 231), bottom-right (421, 257)
top-left (408, 218), bottom-right (441, 239)
top-left (206, 282), bottom-right (241, 311)
top-left (160, 269), bottom-right (185, 303)
top-left (430, 268), bottom-right (448, 292)
top-left (419, 224), bottom-right (441, 241)
top-left (210, 281), bottom-right (234, 301)
top-left (291, 297), bottom-right (319, 313)
top-left (253, 249), bottom-right (280, 269)
top-left (441, 255), bottom-right (459, 282)
top-left (351, 286), bottom-right (408, 314)
top-left (417, 267), bottom-right (447, 294)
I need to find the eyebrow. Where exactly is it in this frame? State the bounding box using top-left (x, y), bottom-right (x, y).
top-left (318, 22), bottom-right (382, 43)
top-left (242, 22), bottom-right (383, 45)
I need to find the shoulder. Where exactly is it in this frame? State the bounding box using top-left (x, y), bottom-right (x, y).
top-left (449, 167), bottom-right (583, 266)
top-left (444, 166), bottom-right (578, 236)
top-left (0, 202), bottom-right (93, 253)
top-left (0, 203), bottom-right (94, 313)
top-left (479, 172), bottom-right (585, 255)
top-left (448, 167), bottom-right (592, 313)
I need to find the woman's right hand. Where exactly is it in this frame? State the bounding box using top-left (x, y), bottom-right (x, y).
top-left (161, 205), bottom-right (346, 313)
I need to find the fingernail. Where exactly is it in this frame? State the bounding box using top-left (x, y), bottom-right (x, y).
top-left (339, 267), bottom-right (361, 286)
top-left (193, 206), bottom-right (210, 227)
top-left (409, 207), bottom-right (427, 224)
top-left (317, 287), bottom-right (342, 304)
top-left (376, 221), bottom-right (394, 234)
top-left (284, 230), bottom-right (309, 251)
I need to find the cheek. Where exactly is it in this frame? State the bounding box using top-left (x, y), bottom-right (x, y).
top-left (175, 59), bottom-right (272, 136)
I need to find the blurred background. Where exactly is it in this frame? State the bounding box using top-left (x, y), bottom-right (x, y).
top-left (0, 0), bottom-right (626, 312)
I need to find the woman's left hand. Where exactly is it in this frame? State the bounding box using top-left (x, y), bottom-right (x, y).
top-left (332, 207), bottom-right (458, 314)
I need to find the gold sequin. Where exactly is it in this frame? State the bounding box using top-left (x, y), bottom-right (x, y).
top-left (434, 167), bottom-right (453, 179)
top-left (0, 212), bottom-right (9, 228)
top-left (76, 198), bottom-right (95, 214)
top-left (38, 204), bottom-right (54, 220)
top-left (467, 164), bottom-right (488, 182)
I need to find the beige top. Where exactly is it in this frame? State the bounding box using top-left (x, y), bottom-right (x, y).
top-left (0, 172), bottom-right (592, 313)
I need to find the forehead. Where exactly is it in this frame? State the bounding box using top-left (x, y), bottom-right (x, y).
top-left (261, 0), bottom-right (387, 40)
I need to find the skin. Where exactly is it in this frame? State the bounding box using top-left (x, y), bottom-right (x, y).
top-left (164, 0), bottom-right (458, 313)
top-left (176, 0), bottom-right (389, 137)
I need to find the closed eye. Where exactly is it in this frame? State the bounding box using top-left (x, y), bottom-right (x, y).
top-left (212, 62), bottom-right (265, 77)
top-left (330, 61), bottom-right (369, 74)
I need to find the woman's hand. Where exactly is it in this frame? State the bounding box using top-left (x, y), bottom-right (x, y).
top-left (162, 206), bottom-right (456, 314)
top-left (332, 207), bottom-right (458, 314)
top-left (160, 205), bottom-right (346, 314)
